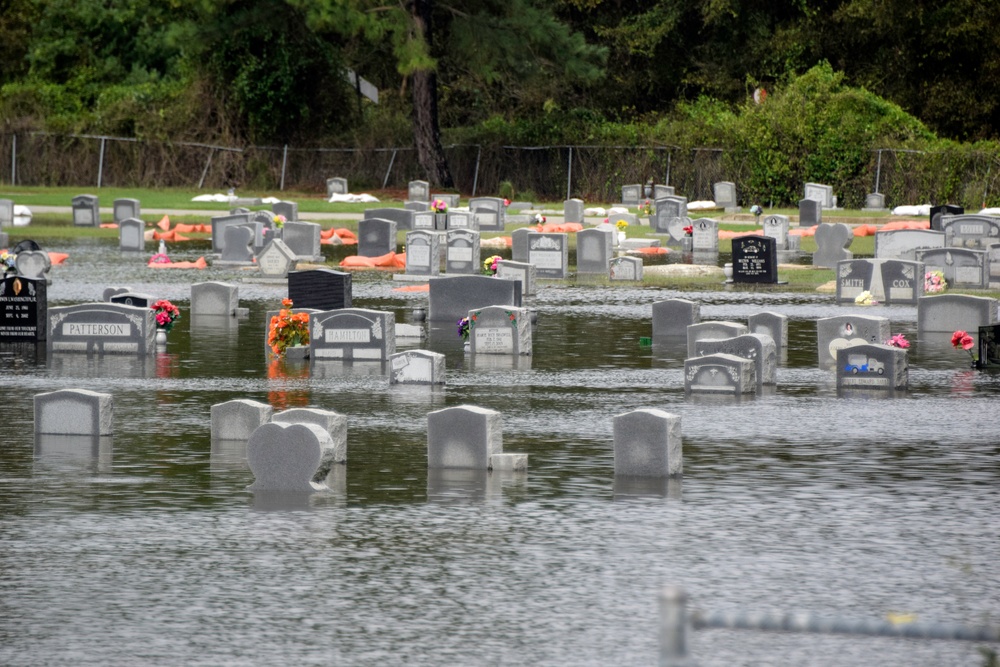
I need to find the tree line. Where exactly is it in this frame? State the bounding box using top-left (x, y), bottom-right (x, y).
top-left (1, 0), bottom-right (998, 192)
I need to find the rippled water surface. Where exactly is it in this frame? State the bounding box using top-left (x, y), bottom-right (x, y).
top-left (1, 238), bottom-right (999, 666)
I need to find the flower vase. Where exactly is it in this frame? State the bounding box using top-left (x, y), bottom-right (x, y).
top-left (681, 236), bottom-right (694, 253)
top-left (463, 341), bottom-right (470, 353)
top-left (155, 329), bottom-right (168, 345)
top-left (617, 232), bottom-right (627, 246)
top-left (284, 345), bottom-right (310, 361)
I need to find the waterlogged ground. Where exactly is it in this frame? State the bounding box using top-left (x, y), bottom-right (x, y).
top-left (1, 237), bottom-right (998, 666)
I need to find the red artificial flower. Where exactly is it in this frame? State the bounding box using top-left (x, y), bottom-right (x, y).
top-left (960, 334), bottom-right (974, 351)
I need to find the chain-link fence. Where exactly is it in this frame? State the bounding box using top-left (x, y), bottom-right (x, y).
top-left (2, 132), bottom-right (999, 209)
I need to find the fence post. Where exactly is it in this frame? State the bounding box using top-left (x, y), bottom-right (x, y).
top-left (198, 149), bottom-right (215, 189)
top-left (665, 151), bottom-right (672, 186)
top-left (874, 149), bottom-right (883, 194)
top-left (382, 149), bottom-right (397, 189)
top-left (280, 144), bottom-right (288, 191)
top-left (10, 134), bottom-right (15, 186)
top-left (472, 145), bottom-right (481, 197)
top-left (566, 146), bottom-right (573, 201)
top-left (98, 136), bottom-right (106, 188)
top-left (659, 586), bottom-right (691, 666)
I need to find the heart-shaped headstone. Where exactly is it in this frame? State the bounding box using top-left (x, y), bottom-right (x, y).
top-left (246, 422), bottom-right (330, 492)
top-left (15, 250), bottom-right (51, 280)
top-left (813, 223), bottom-right (854, 267)
top-left (667, 216), bottom-right (691, 243)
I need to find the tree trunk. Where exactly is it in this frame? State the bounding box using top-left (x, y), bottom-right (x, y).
top-left (411, 0), bottom-right (453, 188)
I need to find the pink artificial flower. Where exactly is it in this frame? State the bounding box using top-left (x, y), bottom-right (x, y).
top-left (886, 333), bottom-right (909, 348)
top-left (960, 334), bottom-right (975, 351)
top-left (951, 330), bottom-right (967, 347)
top-left (156, 312), bottom-right (170, 326)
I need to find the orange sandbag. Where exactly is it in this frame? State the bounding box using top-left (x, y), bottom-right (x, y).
top-left (634, 247), bottom-right (669, 255)
top-left (48, 252), bottom-right (69, 265)
top-left (157, 215), bottom-right (171, 231)
top-left (878, 219), bottom-right (929, 231)
top-left (339, 255), bottom-right (377, 267)
top-left (148, 256), bottom-right (208, 269)
top-left (718, 229), bottom-right (763, 239)
top-left (100, 223), bottom-right (119, 229)
top-left (198, 224), bottom-right (212, 233)
top-left (536, 222), bottom-right (582, 233)
top-left (173, 223), bottom-right (200, 233)
top-left (371, 251), bottom-right (405, 268)
top-left (393, 284), bottom-right (430, 292)
top-left (153, 230), bottom-right (175, 241)
top-left (499, 236), bottom-right (512, 247)
top-left (853, 224), bottom-right (878, 237)
top-left (334, 228), bottom-right (357, 241)
top-left (789, 227), bottom-right (816, 237)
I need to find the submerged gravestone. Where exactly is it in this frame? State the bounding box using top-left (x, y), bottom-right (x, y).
top-left (405, 230), bottom-right (441, 277)
top-left (427, 405), bottom-right (502, 469)
top-left (288, 269), bottom-right (352, 311)
top-left (836, 344), bottom-right (908, 393)
top-left (816, 314), bottom-right (891, 369)
top-left (652, 299), bottom-right (700, 338)
top-left (109, 292), bottom-right (154, 309)
top-left (446, 229), bottom-right (480, 275)
top-left (281, 221), bottom-right (322, 261)
top-left (211, 399), bottom-right (273, 441)
top-left (686, 321), bottom-right (749, 358)
top-left (48, 303), bottom-right (155, 355)
top-left (613, 409), bottom-right (683, 477)
top-left (747, 311), bottom-right (787, 350)
top-left (191, 282), bottom-right (239, 317)
top-left (879, 259), bottom-right (924, 305)
top-left (113, 198), bottom-right (140, 225)
top-left (813, 223), bottom-right (853, 268)
top-left (219, 225), bottom-right (255, 263)
top-left (732, 236), bottom-right (779, 283)
top-left (917, 294), bottom-right (999, 338)
top-left (358, 218), bottom-right (397, 257)
top-left (428, 275), bottom-right (521, 322)
top-left (256, 239), bottom-right (297, 279)
top-left (916, 248), bottom-right (988, 290)
top-left (34, 388), bottom-right (113, 436)
top-left (610, 256), bottom-right (643, 281)
top-left (836, 259), bottom-right (878, 303)
top-left (694, 333), bottom-right (777, 390)
top-left (495, 260), bottom-right (536, 296)
top-left (118, 218), bottom-right (145, 252)
top-left (210, 213), bottom-right (251, 254)
top-left (0, 275), bottom-right (47, 342)
top-left (527, 232), bottom-right (569, 278)
top-left (72, 194), bottom-right (99, 227)
top-left (311, 308), bottom-right (395, 361)
top-left (271, 407), bottom-right (347, 477)
top-left (15, 250), bottom-right (52, 283)
top-left (246, 422), bottom-right (329, 493)
top-left (389, 349), bottom-right (446, 385)
top-left (684, 353), bottom-right (756, 394)
top-left (577, 228), bottom-right (614, 274)
top-left (468, 305), bottom-right (531, 356)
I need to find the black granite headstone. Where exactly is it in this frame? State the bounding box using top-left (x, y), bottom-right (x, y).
top-left (930, 204), bottom-right (963, 231)
top-left (0, 276), bottom-right (46, 341)
top-left (288, 269), bottom-right (352, 311)
top-left (732, 236), bottom-right (778, 283)
top-left (977, 324), bottom-right (1000, 368)
top-left (110, 292), bottom-right (154, 308)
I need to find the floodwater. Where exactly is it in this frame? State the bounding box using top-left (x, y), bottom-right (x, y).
top-left (1, 238), bottom-right (998, 666)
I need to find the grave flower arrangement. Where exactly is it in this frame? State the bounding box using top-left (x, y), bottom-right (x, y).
top-left (431, 199), bottom-right (448, 213)
top-left (268, 298), bottom-right (310, 357)
top-left (1, 250), bottom-right (16, 275)
top-left (951, 329), bottom-right (977, 365)
top-left (855, 291), bottom-right (876, 306)
top-left (924, 270), bottom-right (946, 293)
top-left (483, 254), bottom-right (503, 276)
top-left (274, 214), bottom-right (287, 229)
top-left (639, 199), bottom-right (653, 216)
top-left (457, 316), bottom-right (470, 340)
top-left (885, 333), bottom-right (910, 348)
top-left (151, 299), bottom-right (181, 332)
top-left (532, 213), bottom-right (547, 226)
top-left (683, 224), bottom-right (693, 237)
top-left (616, 219), bottom-right (629, 232)
top-left (149, 252), bottom-right (171, 264)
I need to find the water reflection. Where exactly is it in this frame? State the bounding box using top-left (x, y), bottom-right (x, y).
top-left (34, 434), bottom-right (113, 473)
top-left (612, 474), bottom-right (682, 500)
